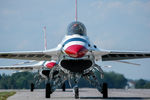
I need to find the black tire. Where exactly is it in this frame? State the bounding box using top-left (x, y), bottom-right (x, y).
top-left (74, 87), bottom-right (79, 99)
top-left (45, 83), bottom-right (51, 98)
top-left (102, 83), bottom-right (108, 98)
top-left (30, 83), bottom-right (34, 92)
top-left (62, 83), bottom-right (66, 91)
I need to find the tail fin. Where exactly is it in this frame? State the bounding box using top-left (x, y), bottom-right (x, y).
top-left (43, 26), bottom-right (47, 50)
top-left (75, 0), bottom-right (78, 21)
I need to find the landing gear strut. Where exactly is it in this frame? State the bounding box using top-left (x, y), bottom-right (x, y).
top-left (30, 83), bottom-right (34, 92)
top-left (102, 83), bottom-right (108, 98)
top-left (45, 83), bottom-right (51, 98)
top-left (62, 82), bottom-right (66, 91)
top-left (74, 86), bottom-right (79, 99)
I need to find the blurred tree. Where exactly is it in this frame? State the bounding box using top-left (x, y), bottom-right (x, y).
top-left (103, 72), bottom-right (127, 88)
top-left (1, 71), bottom-right (149, 89)
top-left (135, 79), bottom-right (150, 89)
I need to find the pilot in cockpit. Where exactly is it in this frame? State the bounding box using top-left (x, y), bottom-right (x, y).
top-left (67, 21), bottom-right (87, 36)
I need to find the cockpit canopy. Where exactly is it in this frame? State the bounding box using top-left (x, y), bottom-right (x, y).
top-left (67, 21), bottom-right (87, 36)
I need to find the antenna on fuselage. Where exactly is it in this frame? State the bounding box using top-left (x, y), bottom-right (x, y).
top-left (43, 26), bottom-right (47, 50)
top-left (75, 0), bottom-right (78, 21)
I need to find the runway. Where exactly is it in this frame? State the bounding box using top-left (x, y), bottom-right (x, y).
top-left (1, 88), bottom-right (149, 100)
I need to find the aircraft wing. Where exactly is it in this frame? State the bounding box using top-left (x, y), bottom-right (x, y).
top-left (0, 64), bottom-right (42, 71)
top-left (100, 50), bottom-right (150, 61)
top-left (0, 48), bottom-right (60, 61)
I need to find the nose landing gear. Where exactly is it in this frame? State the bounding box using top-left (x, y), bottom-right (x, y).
top-left (73, 86), bottom-right (79, 99)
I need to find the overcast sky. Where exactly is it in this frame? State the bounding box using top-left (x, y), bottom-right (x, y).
top-left (0, 0), bottom-right (150, 80)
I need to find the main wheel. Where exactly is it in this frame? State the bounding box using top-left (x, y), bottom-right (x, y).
top-left (45, 83), bottom-right (51, 98)
top-left (30, 83), bottom-right (34, 92)
top-left (102, 83), bottom-right (108, 98)
top-left (62, 83), bottom-right (66, 91)
top-left (74, 87), bottom-right (79, 99)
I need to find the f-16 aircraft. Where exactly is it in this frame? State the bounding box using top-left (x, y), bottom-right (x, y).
top-left (0, 0), bottom-right (150, 99)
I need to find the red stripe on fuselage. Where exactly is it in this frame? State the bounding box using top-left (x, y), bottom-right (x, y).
top-left (65, 45), bottom-right (88, 58)
top-left (46, 62), bottom-right (56, 69)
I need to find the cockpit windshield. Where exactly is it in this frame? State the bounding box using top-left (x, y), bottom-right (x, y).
top-left (67, 21), bottom-right (87, 36)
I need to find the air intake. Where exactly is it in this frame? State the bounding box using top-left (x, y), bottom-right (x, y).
top-left (60, 59), bottom-right (92, 73)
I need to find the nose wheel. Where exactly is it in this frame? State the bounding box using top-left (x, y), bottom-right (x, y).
top-left (73, 86), bottom-right (79, 99)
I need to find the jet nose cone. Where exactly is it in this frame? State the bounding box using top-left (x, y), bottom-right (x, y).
top-left (65, 45), bottom-right (88, 58)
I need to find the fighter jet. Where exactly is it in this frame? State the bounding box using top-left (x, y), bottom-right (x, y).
top-left (0, 0), bottom-right (150, 99)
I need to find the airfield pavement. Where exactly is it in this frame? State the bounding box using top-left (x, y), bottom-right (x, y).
top-left (0, 88), bottom-right (150, 100)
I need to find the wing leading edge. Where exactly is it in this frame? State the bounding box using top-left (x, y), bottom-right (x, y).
top-left (101, 50), bottom-right (150, 61)
top-left (0, 61), bottom-right (45, 71)
top-left (0, 64), bottom-right (42, 71)
top-left (0, 48), bottom-right (61, 61)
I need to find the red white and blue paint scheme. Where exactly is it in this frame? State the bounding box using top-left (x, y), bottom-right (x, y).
top-left (0, 20), bottom-right (150, 98)
top-left (1, 1), bottom-right (150, 99)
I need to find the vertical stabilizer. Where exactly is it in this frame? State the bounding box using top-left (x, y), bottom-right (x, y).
top-left (43, 26), bottom-right (47, 50)
top-left (75, 0), bottom-right (78, 21)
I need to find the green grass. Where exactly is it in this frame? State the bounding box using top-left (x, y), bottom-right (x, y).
top-left (0, 91), bottom-right (16, 100)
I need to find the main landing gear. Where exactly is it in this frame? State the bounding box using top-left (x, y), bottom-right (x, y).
top-left (101, 83), bottom-right (108, 98)
top-left (30, 82), bottom-right (52, 98)
top-left (30, 83), bottom-right (34, 92)
top-left (45, 83), bottom-right (52, 98)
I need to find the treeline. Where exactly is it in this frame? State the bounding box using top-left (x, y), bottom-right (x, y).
top-left (135, 79), bottom-right (150, 89)
top-left (0, 71), bottom-right (150, 89)
top-left (0, 72), bottom-right (34, 89)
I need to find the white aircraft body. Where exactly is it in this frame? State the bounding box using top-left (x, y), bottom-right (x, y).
top-left (0, 0), bottom-right (150, 99)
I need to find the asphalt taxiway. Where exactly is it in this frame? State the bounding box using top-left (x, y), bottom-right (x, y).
top-left (1, 88), bottom-right (150, 100)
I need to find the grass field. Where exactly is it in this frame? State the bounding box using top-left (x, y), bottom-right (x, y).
top-left (0, 91), bottom-right (16, 100)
